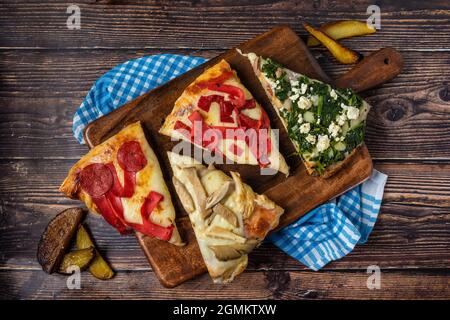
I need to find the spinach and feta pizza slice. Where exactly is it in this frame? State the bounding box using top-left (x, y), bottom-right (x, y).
top-left (167, 151), bottom-right (284, 283)
top-left (244, 52), bottom-right (371, 178)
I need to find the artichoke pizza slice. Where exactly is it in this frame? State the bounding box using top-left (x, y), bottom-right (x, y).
top-left (60, 122), bottom-right (183, 246)
top-left (160, 59), bottom-right (289, 175)
top-left (244, 52), bottom-right (371, 178)
top-left (167, 151), bottom-right (284, 283)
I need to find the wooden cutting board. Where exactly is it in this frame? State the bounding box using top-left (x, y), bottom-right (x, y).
top-left (84, 26), bottom-right (402, 287)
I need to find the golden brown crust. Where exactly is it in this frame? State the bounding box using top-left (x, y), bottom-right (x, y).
top-left (244, 204), bottom-right (283, 240)
top-left (167, 152), bottom-right (284, 283)
top-left (159, 59), bottom-right (233, 137)
top-left (160, 60), bottom-right (290, 175)
top-left (59, 121), bottom-right (145, 206)
top-left (59, 122), bottom-right (184, 246)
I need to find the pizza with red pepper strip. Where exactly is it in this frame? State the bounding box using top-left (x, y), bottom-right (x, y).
top-left (159, 59), bottom-right (289, 175)
top-left (59, 122), bottom-right (184, 246)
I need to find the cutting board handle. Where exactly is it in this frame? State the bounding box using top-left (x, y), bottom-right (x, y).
top-left (334, 47), bottom-right (403, 93)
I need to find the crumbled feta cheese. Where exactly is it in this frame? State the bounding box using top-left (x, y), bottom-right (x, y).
top-left (298, 96), bottom-right (312, 110)
top-left (301, 83), bottom-right (308, 94)
top-left (310, 95), bottom-right (319, 106)
top-left (330, 89), bottom-right (337, 100)
top-left (316, 135), bottom-right (330, 152)
top-left (340, 103), bottom-right (360, 120)
top-left (291, 80), bottom-right (299, 87)
top-left (289, 93), bottom-right (299, 102)
top-left (306, 134), bottom-right (316, 144)
top-left (328, 122), bottom-right (340, 138)
top-left (336, 113), bottom-right (347, 126)
top-left (267, 78), bottom-right (277, 89)
top-left (299, 122), bottom-right (310, 134)
top-left (297, 113), bottom-right (303, 124)
top-left (346, 106), bottom-right (360, 120)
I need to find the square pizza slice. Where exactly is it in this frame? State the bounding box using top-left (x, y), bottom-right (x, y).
top-left (60, 122), bottom-right (183, 246)
top-left (244, 52), bottom-right (371, 178)
top-left (159, 59), bottom-right (289, 175)
top-left (167, 151), bottom-right (284, 283)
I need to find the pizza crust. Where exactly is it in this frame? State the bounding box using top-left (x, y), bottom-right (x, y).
top-left (245, 52), bottom-right (370, 178)
top-left (59, 122), bottom-right (183, 246)
top-left (167, 151), bottom-right (284, 283)
top-left (160, 59), bottom-right (290, 176)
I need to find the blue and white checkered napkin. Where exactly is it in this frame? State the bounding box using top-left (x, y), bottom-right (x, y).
top-left (269, 170), bottom-right (387, 270)
top-left (73, 54), bottom-right (207, 143)
top-left (73, 54), bottom-right (388, 270)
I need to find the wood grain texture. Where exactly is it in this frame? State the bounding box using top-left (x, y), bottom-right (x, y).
top-left (334, 48), bottom-right (403, 92)
top-left (1, 269), bottom-right (449, 300)
top-left (0, 0), bottom-right (449, 299)
top-left (84, 26), bottom-right (376, 287)
top-left (1, 159), bottom-right (449, 272)
top-left (136, 219), bottom-right (207, 288)
top-left (1, 50), bottom-right (449, 160)
top-left (1, 1), bottom-right (450, 50)
top-left (1, 49), bottom-right (448, 98)
top-left (2, 203), bottom-right (449, 271)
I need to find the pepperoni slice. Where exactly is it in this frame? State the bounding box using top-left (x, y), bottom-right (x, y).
top-left (79, 163), bottom-right (113, 197)
top-left (117, 141), bottom-right (147, 172)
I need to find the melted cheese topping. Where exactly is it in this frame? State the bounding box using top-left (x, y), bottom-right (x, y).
top-left (60, 122), bottom-right (182, 245)
top-left (159, 59), bottom-right (289, 175)
top-left (167, 151), bottom-right (283, 282)
top-left (121, 136), bottom-right (175, 227)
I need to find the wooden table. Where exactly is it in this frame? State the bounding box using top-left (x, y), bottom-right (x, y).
top-left (0, 0), bottom-right (449, 300)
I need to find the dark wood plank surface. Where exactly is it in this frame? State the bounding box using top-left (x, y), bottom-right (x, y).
top-left (1, 269), bottom-right (449, 300)
top-left (2, 1), bottom-right (450, 50)
top-left (83, 26), bottom-right (378, 287)
top-left (0, 0), bottom-right (449, 299)
top-left (2, 50), bottom-right (450, 160)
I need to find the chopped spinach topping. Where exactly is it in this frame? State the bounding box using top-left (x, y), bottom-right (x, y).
top-left (274, 75), bottom-right (291, 101)
top-left (345, 123), bottom-right (365, 152)
top-left (308, 81), bottom-right (329, 96)
top-left (261, 58), bottom-right (291, 101)
top-left (297, 75), bottom-right (310, 85)
top-left (261, 58), bottom-right (367, 174)
top-left (336, 88), bottom-right (363, 108)
top-left (315, 95), bottom-right (324, 124)
top-left (261, 58), bottom-right (281, 79)
top-left (319, 95), bottom-right (341, 127)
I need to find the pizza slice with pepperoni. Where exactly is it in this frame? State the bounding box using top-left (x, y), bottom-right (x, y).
top-left (60, 122), bottom-right (183, 246)
top-left (159, 59), bottom-right (289, 175)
